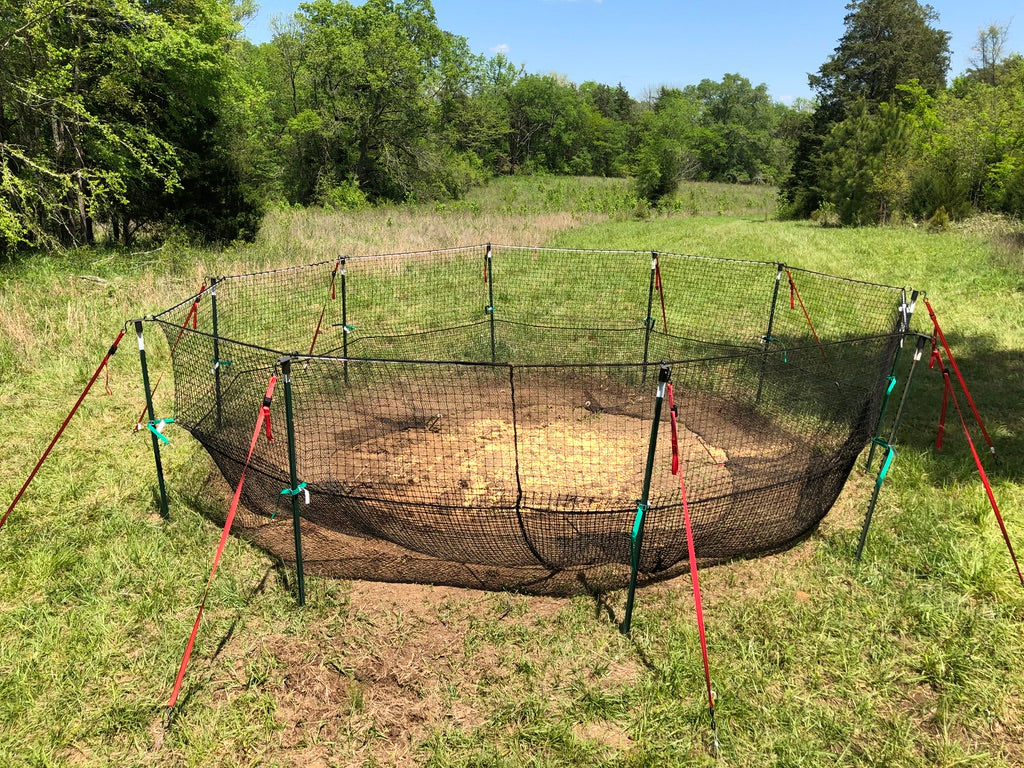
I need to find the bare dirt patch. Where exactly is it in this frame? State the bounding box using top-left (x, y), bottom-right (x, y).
top-left (232, 371), bottom-right (816, 592)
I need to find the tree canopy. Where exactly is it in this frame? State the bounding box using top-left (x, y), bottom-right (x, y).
top-left (1, 0), bottom-right (1021, 255)
top-left (0, 0), bottom-right (260, 253)
top-left (810, 0), bottom-right (951, 115)
top-left (782, 0), bottom-right (956, 221)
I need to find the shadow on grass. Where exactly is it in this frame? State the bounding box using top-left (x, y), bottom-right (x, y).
top-left (883, 329), bottom-right (1024, 485)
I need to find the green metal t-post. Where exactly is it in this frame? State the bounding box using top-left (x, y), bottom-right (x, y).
top-left (867, 290), bottom-right (918, 470)
top-left (621, 364), bottom-right (670, 634)
top-left (134, 319), bottom-right (169, 518)
top-left (339, 257), bottom-right (349, 384)
top-left (209, 277), bottom-right (224, 429)
top-left (485, 243), bottom-right (496, 363)
top-left (280, 357), bottom-right (306, 606)
top-left (641, 252), bottom-right (657, 385)
top-left (756, 263), bottom-right (784, 404)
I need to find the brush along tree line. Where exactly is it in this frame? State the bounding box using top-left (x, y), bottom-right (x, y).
top-left (0, 0), bottom-right (1020, 256)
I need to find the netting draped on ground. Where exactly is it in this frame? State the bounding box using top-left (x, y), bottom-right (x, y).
top-left (151, 245), bottom-right (909, 593)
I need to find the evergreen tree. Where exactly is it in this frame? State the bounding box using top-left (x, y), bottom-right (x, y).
top-left (782, 0), bottom-right (951, 219)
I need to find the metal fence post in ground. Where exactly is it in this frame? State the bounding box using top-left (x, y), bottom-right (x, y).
top-left (641, 252), bottom-right (657, 385)
top-left (756, 263), bottom-right (784, 404)
top-left (280, 356), bottom-right (306, 606)
top-left (340, 257), bottom-right (349, 383)
top-left (209, 277), bottom-right (224, 429)
top-left (485, 243), bottom-right (496, 363)
top-left (134, 319), bottom-right (169, 518)
top-left (886, 334), bottom-right (927, 448)
top-left (621, 363), bottom-right (670, 634)
top-left (867, 290), bottom-right (918, 470)
top-left (856, 438), bottom-right (896, 561)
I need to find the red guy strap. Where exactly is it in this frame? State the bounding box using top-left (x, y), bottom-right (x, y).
top-left (945, 378), bottom-right (1024, 586)
top-left (936, 369), bottom-right (951, 451)
top-left (167, 374), bottom-right (277, 711)
top-left (3, 329), bottom-right (126, 531)
top-left (307, 306), bottom-right (327, 358)
top-left (786, 269), bottom-right (827, 362)
top-left (668, 383), bottom-right (680, 475)
top-left (925, 299), bottom-right (995, 456)
top-left (667, 383), bottom-right (717, 735)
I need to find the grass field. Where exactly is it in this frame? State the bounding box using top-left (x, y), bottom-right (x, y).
top-left (1, 177), bottom-right (1023, 767)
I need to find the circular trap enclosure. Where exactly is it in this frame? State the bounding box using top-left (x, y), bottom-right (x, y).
top-left (152, 245), bottom-right (910, 592)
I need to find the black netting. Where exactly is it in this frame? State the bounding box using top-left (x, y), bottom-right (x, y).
top-left (151, 245), bottom-right (911, 593)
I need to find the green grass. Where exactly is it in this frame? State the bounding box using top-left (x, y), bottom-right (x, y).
top-left (1, 178), bottom-right (1023, 766)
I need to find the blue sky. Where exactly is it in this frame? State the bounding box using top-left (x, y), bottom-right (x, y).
top-left (241, 0), bottom-right (1021, 104)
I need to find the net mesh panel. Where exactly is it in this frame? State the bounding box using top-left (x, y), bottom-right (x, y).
top-left (152, 245), bottom-right (909, 593)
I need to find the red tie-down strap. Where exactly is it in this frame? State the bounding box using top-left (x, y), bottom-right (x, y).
top-left (925, 299), bottom-right (996, 457)
top-left (261, 390), bottom-right (274, 443)
top-left (308, 261), bottom-right (343, 358)
top-left (666, 383), bottom-right (719, 752)
top-left (929, 335), bottom-right (952, 449)
top-left (786, 269), bottom-right (826, 361)
top-left (166, 374), bottom-right (277, 713)
top-left (668, 381), bottom-right (680, 475)
top-left (330, 257), bottom-right (340, 301)
top-left (2, 329), bottom-right (126, 532)
top-left (944, 375), bottom-right (1024, 586)
top-left (936, 367), bottom-right (952, 451)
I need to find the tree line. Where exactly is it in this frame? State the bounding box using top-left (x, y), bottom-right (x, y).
top-left (782, 2), bottom-right (1024, 227)
top-left (0, 0), bottom-right (1020, 255)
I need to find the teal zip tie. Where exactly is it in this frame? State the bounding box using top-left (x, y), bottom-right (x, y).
top-left (762, 334), bottom-right (788, 363)
top-left (147, 418), bottom-right (175, 445)
top-left (211, 358), bottom-right (233, 373)
top-left (872, 438), bottom-right (896, 488)
top-left (331, 323), bottom-right (355, 333)
top-left (281, 481), bottom-right (310, 504)
top-left (631, 501), bottom-right (647, 542)
top-left (886, 375), bottom-right (897, 395)
top-left (485, 305), bottom-right (496, 314)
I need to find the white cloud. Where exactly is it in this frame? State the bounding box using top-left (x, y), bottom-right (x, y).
top-left (491, 43), bottom-right (510, 54)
